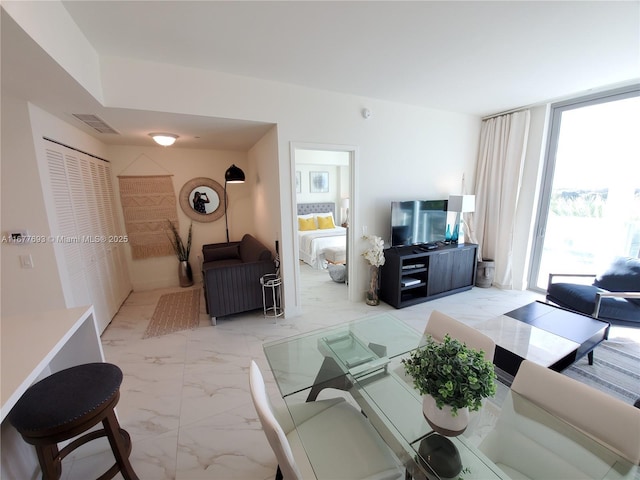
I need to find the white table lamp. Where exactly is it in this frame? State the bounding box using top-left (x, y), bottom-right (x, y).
top-left (448, 195), bottom-right (475, 244)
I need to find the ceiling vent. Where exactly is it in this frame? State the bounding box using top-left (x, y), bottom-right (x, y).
top-left (72, 114), bottom-right (119, 134)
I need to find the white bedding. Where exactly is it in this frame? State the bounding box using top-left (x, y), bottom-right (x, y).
top-left (298, 227), bottom-right (346, 269)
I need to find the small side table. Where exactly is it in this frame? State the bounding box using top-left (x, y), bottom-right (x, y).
top-left (260, 274), bottom-right (283, 321)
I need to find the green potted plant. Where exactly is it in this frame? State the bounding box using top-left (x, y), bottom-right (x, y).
top-left (402, 334), bottom-right (496, 436)
top-left (167, 221), bottom-right (193, 287)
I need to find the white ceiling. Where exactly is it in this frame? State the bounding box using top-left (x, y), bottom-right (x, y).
top-left (4, 1), bottom-right (639, 150)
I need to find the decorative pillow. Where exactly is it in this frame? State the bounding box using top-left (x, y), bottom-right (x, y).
top-left (315, 210), bottom-right (334, 222)
top-left (317, 215), bottom-right (336, 229)
top-left (297, 213), bottom-right (315, 226)
top-left (593, 256), bottom-right (640, 306)
top-left (298, 217), bottom-right (317, 231)
top-left (203, 245), bottom-right (239, 263)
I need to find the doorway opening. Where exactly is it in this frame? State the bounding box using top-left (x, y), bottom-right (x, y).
top-left (291, 143), bottom-right (356, 309)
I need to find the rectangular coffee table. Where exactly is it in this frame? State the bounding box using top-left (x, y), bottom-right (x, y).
top-left (476, 301), bottom-right (610, 377)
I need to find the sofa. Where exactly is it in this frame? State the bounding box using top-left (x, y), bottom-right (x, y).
top-left (202, 234), bottom-right (275, 325)
top-left (546, 256), bottom-right (640, 327)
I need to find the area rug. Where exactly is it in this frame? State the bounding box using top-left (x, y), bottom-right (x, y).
top-left (563, 336), bottom-right (640, 405)
top-left (143, 289), bottom-right (200, 339)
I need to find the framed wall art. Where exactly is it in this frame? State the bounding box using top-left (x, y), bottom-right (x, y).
top-left (179, 177), bottom-right (225, 222)
top-left (309, 171), bottom-right (329, 193)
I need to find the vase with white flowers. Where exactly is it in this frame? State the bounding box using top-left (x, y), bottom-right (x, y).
top-left (362, 235), bottom-right (385, 305)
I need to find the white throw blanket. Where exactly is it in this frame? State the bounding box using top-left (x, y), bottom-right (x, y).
top-left (299, 227), bottom-right (346, 269)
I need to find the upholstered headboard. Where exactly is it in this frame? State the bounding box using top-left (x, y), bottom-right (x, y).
top-left (297, 202), bottom-right (336, 218)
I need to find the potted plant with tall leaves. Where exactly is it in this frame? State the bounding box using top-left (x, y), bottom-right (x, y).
top-left (402, 334), bottom-right (496, 436)
top-left (167, 221), bottom-right (193, 287)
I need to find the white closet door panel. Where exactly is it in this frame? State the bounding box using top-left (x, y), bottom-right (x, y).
top-left (88, 159), bottom-right (115, 324)
top-left (105, 164), bottom-right (123, 236)
top-left (69, 158), bottom-right (96, 263)
top-left (42, 141), bottom-right (131, 329)
top-left (114, 244), bottom-right (132, 303)
top-left (68, 270), bottom-right (91, 307)
top-left (85, 260), bottom-right (110, 333)
top-left (60, 153), bottom-right (86, 274)
top-left (98, 162), bottom-right (118, 236)
top-left (46, 148), bottom-right (82, 308)
top-left (89, 162), bottom-right (105, 238)
top-left (47, 149), bottom-right (74, 236)
top-left (98, 253), bottom-right (117, 319)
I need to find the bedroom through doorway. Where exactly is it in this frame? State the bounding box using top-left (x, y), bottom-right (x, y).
top-left (292, 144), bottom-right (354, 308)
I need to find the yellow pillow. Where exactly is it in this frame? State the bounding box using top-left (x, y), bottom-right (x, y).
top-left (298, 217), bottom-right (317, 231)
top-left (317, 215), bottom-right (336, 229)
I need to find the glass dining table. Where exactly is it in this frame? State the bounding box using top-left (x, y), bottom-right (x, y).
top-left (263, 313), bottom-right (510, 480)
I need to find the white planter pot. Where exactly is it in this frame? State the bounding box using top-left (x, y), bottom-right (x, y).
top-left (422, 395), bottom-right (469, 437)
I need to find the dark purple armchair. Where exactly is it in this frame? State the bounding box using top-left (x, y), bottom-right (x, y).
top-left (202, 234), bottom-right (275, 325)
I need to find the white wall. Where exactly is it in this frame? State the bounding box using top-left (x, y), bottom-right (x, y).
top-left (106, 145), bottom-right (251, 290)
top-left (97, 56), bottom-right (481, 315)
top-left (1, 93), bottom-right (271, 310)
top-left (1, 1), bottom-right (103, 102)
top-left (0, 97), bottom-right (67, 316)
top-left (5, 9), bottom-right (483, 318)
top-left (295, 149), bottom-right (350, 221)
top-left (249, 126), bottom-right (281, 257)
top-left (296, 165), bottom-right (340, 205)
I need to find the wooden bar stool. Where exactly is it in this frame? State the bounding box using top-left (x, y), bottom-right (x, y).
top-left (7, 363), bottom-right (139, 480)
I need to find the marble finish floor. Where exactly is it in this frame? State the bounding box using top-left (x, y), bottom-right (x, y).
top-left (62, 267), bottom-right (566, 479)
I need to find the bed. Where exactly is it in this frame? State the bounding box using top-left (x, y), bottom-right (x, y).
top-left (297, 202), bottom-right (347, 269)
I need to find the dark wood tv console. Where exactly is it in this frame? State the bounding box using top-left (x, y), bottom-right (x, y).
top-left (380, 243), bottom-right (478, 308)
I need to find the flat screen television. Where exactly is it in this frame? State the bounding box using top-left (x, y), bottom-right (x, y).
top-left (391, 200), bottom-right (448, 246)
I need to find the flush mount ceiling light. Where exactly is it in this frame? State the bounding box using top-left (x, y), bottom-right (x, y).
top-left (149, 133), bottom-right (178, 146)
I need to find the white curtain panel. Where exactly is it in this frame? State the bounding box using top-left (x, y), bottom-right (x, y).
top-left (473, 110), bottom-right (530, 288)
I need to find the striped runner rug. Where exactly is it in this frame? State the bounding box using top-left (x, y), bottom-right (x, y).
top-left (563, 335), bottom-right (640, 406)
top-left (143, 289), bottom-right (200, 339)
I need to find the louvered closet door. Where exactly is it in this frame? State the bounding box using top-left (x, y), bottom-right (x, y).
top-left (104, 162), bottom-right (132, 302)
top-left (43, 142), bottom-right (130, 333)
top-left (46, 149), bottom-right (91, 308)
top-left (69, 153), bottom-right (110, 330)
top-left (98, 161), bottom-right (127, 314)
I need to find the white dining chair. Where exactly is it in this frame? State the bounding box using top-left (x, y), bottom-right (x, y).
top-left (423, 310), bottom-right (496, 361)
top-left (249, 360), bottom-right (403, 480)
top-left (478, 360), bottom-right (640, 479)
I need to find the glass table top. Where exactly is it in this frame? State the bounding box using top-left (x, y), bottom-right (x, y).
top-left (263, 313), bottom-right (420, 397)
top-left (263, 313), bottom-right (511, 480)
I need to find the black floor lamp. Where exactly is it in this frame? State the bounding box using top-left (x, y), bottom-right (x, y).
top-left (224, 164), bottom-right (245, 243)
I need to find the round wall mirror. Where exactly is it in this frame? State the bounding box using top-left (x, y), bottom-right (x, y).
top-left (179, 177), bottom-right (226, 222)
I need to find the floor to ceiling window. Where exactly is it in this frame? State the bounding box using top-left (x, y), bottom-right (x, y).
top-left (529, 86), bottom-right (640, 292)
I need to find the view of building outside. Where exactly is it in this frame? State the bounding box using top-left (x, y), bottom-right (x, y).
top-left (535, 95), bottom-right (640, 289)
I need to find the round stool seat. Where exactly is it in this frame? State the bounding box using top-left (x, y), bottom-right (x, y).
top-left (8, 363), bottom-right (138, 480)
top-left (9, 363), bottom-right (122, 436)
